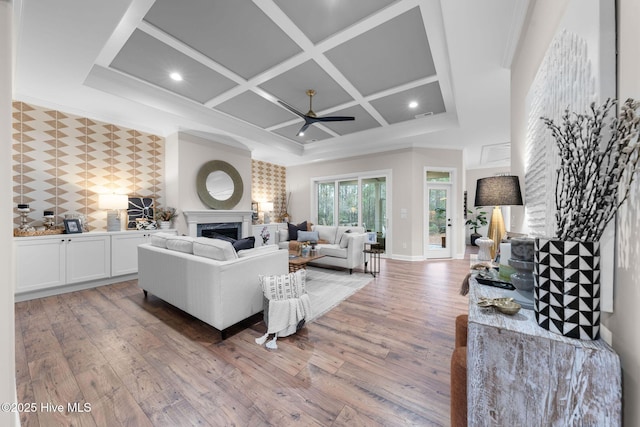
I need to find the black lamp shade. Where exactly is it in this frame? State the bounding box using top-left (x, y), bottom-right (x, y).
top-left (475, 176), bottom-right (523, 207)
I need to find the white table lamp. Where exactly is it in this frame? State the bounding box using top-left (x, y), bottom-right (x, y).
top-left (99, 193), bottom-right (128, 231)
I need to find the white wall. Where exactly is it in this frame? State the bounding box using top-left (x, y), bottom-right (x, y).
top-left (606, 0), bottom-right (640, 423)
top-left (1, 1), bottom-right (17, 425)
top-left (512, 0), bottom-right (640, 424)
top-left (165, 132), bottom-right (252, 235)
top-left (286, 147), bottom-right (465, 260)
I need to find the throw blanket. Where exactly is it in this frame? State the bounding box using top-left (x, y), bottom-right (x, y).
top-left (266, 295), bottom-right (312, 337)
top-left (255, 270), bottom-right (312, 349)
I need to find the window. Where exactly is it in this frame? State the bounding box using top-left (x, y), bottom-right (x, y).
top-left (315, 176), bottom-right (386, 234)
top-left (317, 182), bottom-right (334, 226)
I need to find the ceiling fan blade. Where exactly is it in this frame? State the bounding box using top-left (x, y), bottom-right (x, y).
top-left (297, 122), bottom-right (311, 136)
top-left (315, 116), bottom-right (355, 122)
top-left (277, 99), bottom-right (306, 118)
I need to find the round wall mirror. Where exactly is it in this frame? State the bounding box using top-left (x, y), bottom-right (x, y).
top-left (196, 160), bottom-right (244, 209)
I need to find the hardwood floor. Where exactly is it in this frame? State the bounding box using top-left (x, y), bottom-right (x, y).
top-left (15, 257), bottom-right (471, 426)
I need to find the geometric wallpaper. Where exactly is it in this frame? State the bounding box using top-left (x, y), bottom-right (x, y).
top-left (12, 101), bottom-right (164, 231)
top-left (251, 160), bottom-right (287, 222)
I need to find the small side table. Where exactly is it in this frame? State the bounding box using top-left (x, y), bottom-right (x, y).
top-left (363, 248), bottom-right (383, 277)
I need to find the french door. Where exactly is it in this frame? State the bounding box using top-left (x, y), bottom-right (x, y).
top-left (426, 183), bottom-right (452, 258)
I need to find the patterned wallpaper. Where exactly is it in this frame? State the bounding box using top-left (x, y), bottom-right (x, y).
top-left (12, 101), bottom-right (164, 231)
top-left (251, 160), bottom-right (287, 221)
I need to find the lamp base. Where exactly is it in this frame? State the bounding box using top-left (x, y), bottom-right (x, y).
top-left (487, 206), bottom-right (506, 260)
top-left (106, 210), bottom-right (121, 232)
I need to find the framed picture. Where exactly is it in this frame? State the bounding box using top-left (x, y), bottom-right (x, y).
top-left (366, 232), bottom-right (377, 244)
top-left (127, 197), bottom-right (155, 230)
top-left (63, 218), bottom-right (82, 234)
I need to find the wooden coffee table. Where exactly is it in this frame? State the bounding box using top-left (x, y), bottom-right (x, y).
top-left (288, 251), bottom-right (325, 272)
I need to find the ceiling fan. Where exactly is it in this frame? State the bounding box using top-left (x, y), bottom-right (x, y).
top-left (278, 89), bottom-right (355, 136)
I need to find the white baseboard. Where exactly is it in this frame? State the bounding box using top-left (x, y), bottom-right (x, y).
top-left (15, 273), bottom-right (138, 302)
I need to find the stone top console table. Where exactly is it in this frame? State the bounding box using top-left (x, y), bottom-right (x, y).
top-left (467, 278), bottom-right (621, 426)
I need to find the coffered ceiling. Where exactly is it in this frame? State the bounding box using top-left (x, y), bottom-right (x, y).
top-left (13, 0), bottom-right (529, 166)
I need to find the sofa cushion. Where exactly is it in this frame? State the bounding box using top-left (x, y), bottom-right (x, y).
top-left (314, 225), bottom-right (337, 244)
top-left (150, 232), bottom-right (174, 248)
top-left (193, 237), bottom-right (238, 261)
top-left (166, 236), bottom-right (195, 253)
top-left (259, 269), bottom-right (306, 300)
top-left (287, 221), bottom-right (308, 241)
top-left (232, 236), bottom-right (255, 251)
top-left (319, 244), bottom-right (348, 259)
top-left (339, 229), bottom-right (352, 248)
top-left (278, 229), bottom-right (289, 242)
top-left (297, 230), bottom-right (319, 243)
top-left (237, 244), bottom-right (278, 258)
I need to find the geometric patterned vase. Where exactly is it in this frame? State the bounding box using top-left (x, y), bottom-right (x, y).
top-left (533, 238), bottom-right (601, 340)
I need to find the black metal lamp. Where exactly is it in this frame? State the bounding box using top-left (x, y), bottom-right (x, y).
top-left (475, 175), bottom-right (524, 259)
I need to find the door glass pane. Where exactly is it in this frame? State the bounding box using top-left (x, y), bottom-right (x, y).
top-left (338, 180), bottom-right (358, 226)
top-left (317, 182), bottom-right (335, 226)
top-left (362, 177), bottom-right (386, 250)
top-left (426, 171), bottom-right (451, 182)
top-left (429, 188), bottom-right (447, 248)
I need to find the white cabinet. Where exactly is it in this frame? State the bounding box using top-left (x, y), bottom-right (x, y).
top-left (15, 230), bottom-right (175, 299)
top-left (15, 237), bottom-right (66, 291)
top-left (15, 234), bottom-right (110, 293)
top-left (65, 235), bottom-right (110, 284)
top-left (111, 231), bottom-right (152, 276)
top-left (252, 223), bottom-right (286, 247)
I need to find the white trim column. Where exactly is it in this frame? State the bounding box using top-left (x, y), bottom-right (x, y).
top-left (1, 1), bottom-right (18, 425)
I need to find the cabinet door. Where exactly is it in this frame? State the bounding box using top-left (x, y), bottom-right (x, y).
top-left (65, 235), bottom-right (110, 284)
top-left (15, 238), bottom-right (66, 292)
top-left (111, 233), bottom-right (148, 276)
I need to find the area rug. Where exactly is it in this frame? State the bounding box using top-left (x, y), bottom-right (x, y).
top-left (304, 266), bottom-right (373, 322)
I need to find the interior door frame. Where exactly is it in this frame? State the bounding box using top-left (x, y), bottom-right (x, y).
top-left (423, 167), bottom-right (456, 259)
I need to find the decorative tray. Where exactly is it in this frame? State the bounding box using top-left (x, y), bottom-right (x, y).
top-left (475, 276), bottom-right (516, 291)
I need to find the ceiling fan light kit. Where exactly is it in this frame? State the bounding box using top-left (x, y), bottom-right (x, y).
top-left (278, 89), bottom-right (355, 137)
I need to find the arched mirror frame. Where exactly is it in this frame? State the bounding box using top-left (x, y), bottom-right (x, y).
top-left (196, 160), bottom-right (244, 209)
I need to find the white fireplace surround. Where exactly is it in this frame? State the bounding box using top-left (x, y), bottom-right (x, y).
top-left (183, 210), bottom-right (253, 238)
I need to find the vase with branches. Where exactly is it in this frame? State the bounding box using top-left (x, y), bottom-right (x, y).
top-left (535, 98), bottom-right (640, 340)
top-left (542, 98), bottom-right (640, 241)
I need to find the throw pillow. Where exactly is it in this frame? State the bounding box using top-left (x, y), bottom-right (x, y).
top-left (232, 236), bottom-right (255, 251)
top-left (339, 229), bottom-right (352, 248)
top-left (193, 237), bottom-right (238, 261)
top-left (297, 230), bottom-right (319, 243)
top-left (206, 232), bottom-right (235, 243)
top-left (259, 269), bottom-right (306, 300)
top-left (287, 221), bottom-right (308, 241)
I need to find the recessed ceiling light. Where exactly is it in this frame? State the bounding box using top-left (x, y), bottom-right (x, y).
top-left (408, 101), bottom-right (419, 109)
top-left (298, 132), bottom-right (305, 136)
top-left (169, 72), bottom-right (183, 81)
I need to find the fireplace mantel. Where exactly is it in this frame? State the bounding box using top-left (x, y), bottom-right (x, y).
top-left (183, 210), bottom-right (253, 237)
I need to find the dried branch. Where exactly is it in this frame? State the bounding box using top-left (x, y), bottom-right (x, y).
top-left (541, 98), bottom-right (640, 241)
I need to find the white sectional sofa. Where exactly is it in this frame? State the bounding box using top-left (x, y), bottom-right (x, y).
top-left (138, 233), bottom-right (288, 338)
top-left (277, 224), bottom-right (366, 274)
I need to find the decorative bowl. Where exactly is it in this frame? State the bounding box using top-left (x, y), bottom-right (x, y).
top-left (494, 300), bottom-right (521, 315)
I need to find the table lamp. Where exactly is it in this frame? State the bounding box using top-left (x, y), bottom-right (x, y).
top-left (99, 193), bottom-right (128, 231)
top-left (261, 201), bottom-right (274, 224)
top-left (474, 176), bottom-right (523, 259)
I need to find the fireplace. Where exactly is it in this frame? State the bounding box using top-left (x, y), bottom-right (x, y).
top-left (183, 210), bottom-right (253, 238)
top-left (198, 222), bottom-right (241, 239)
